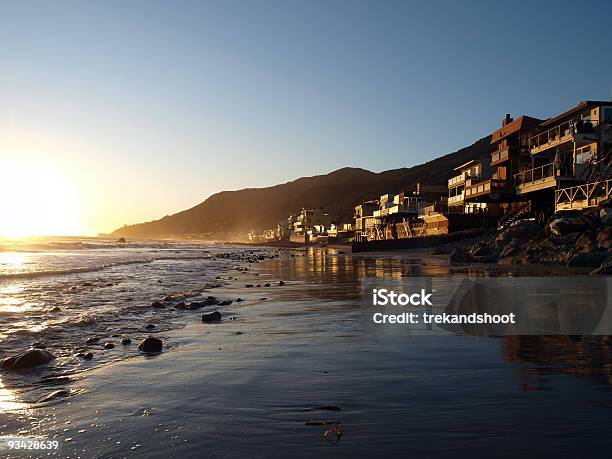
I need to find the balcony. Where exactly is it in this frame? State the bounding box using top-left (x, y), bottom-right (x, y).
top-left (448, 174), bottom-right (466, 187)
top-left (464, 179), bottom-right (513, 200)
top-left (448, 192), bottom-right (464, 206)
top-left (529, 119), bottom-right (599, 155)
top-left (515, 163), bottom-right (571, 195)
top-left (418, 201), bottom-right (465, 217)
top-left (491, 147), bottom-right (510, 166)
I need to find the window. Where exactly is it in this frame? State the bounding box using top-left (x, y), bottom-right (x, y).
top-left (604, 107), bottom-right (612, 124)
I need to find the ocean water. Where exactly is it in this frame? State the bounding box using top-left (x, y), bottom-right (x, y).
top-left (0, 237), bottom-right (280, 398)
top-left (2, 240), bottom-right (612, 457)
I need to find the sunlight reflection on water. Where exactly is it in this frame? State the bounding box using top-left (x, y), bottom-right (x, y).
top-left (0, 380), bottom-right (26, 412)
top-left (0, 252), bottom-right (28, 274)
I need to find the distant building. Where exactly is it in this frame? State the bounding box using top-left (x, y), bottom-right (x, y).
top-left (354, 200), bottom-right (380, 241)
top-left (447, 159), bottom-right (498, 215)
top-left (292, 208), bottom-right (332, 235)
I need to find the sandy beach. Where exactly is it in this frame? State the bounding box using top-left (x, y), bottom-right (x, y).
top-left (2, 245), bottom-right (612, 457)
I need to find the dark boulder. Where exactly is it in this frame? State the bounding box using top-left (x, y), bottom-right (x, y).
top-left (116, 237), bottom-right (127, 243)
top-left (138, 337), bottom-right (163, 353)
top-left (600, 207), bottom-right (612, 225)
top-left (202, 311), bottom-right (222, 323)
top-left (548, 218), bottom-right (588, 237)
top-left (187, 297), bottom-right (217, 309)
top-left (104, 342), bottom-right (115, 349)
top-left (83, 352), bottom-right (94, 360)
top-left (187, 301), bottom-right (205, 309)
top-left (449, 248), bottom-right (471, 264)
top-left (598, 198), bottom-right (612, 209)
top-left (567, 251), bottom-right (608, 268)
top-left (151, 301), bottom-right (165, 309)
top-left (468, 242), bottom-right (496, 257)
top-left (590, 256), bottom-right (612, 275)
top-left (217, 300), bottom-right (233, 306)
top-left (575, 231), bottom-right (597, 253)
top-left (277, 281), bottom-right (285, 286)
top-left (496, 219), bottom-right (540, 247)
top-left (121, 338), bottom-right (132, 345)
top-left (554, 232), bottom-right (580, 245)
top-left (596, 226), bottom-right (612, 250)
top-left (1, 349), bottom-right (55, 371)
top-left (498, 238), bottom-right (523, 259)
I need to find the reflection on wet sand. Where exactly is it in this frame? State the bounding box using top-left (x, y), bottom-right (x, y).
top-left (271, 247), bottom-right (578, 283)
top-left (503, 335), bottom-right (612, 388)
top-left (264, 247), bottom-right (612, 389)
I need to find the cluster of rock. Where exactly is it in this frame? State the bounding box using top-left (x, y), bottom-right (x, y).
top-left (0, 334), bottom-right (167, 372)
top-left (449, 200), bottom-right (612, 274)
top-left (215, 250), bottom-right (281, 263)
top-left (1, 249), bottom-right (288, 373)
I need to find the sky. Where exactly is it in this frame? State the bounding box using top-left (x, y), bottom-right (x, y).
top-left (1, 0), bottom-right (611, 236)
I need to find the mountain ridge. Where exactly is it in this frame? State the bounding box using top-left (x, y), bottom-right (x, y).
top-left (111, 136), bottom-right (493, 239)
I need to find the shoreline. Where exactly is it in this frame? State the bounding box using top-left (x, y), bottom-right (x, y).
top-left (1, 246), bottom-right (609, 457)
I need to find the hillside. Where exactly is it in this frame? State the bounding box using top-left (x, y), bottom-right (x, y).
top-left (111, 136), bottom-right (493, 239)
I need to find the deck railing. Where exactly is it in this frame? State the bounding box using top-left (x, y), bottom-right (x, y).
top-left (529, 119), bottom-right (599, 151)
top-left (465, 178), bottom-right (512, 198)
top-left (555, 179), bottom-right (612, 210)
top-left (514, 163), bottom-right (557, 186)
top-left (447, 192), bottom-right (464, 205)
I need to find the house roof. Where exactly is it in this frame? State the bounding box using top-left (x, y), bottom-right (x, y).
top-left (540, 100), bottom-right (612, 127)
top-left (490, 115), bottom-right (543, 144)
top-left (453, 159), bottom-right (482, 171)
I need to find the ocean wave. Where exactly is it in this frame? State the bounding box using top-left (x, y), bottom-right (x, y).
top-left (71, 314), bottom-right (98, 327)
top-left (0, 242), bottom-right (169, 252)
top-left (0, 259), bottom-right (156, 280)
top-left (0, 254), bottom-right (214, 280)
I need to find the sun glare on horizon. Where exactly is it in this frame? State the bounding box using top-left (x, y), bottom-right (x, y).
top-left (0, 158), bottom-right (83, 238)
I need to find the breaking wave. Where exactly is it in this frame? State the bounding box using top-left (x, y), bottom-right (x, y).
top-left (0, 259), bottom-right (155, 280)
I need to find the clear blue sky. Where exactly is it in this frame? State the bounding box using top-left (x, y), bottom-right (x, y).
top-left (1, 0), bottom-right (611, 233)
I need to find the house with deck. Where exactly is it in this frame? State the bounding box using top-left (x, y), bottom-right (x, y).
top-left (447, 158), bottom-right (499, 215)
top-left (515, 100), bottom-right (612, 215)
top-left (464, 114), bottom-right (542, 216)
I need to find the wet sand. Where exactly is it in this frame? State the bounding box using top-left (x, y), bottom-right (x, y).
top-left (2, 249), bottom-right (612, 458)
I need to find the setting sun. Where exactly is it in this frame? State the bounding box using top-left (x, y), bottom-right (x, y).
top-left (0, 158), bottom-right (83, 237)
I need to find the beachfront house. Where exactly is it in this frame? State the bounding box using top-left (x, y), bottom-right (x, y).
top-left (464, 114), bottom-right (542, 217)
top-left (515, 100), bottom-right (612, 214)
top-left (290, 208), bottom-right (332, 243)
top-left (447, 159), bottom-right (498, 215)
top-left (355, 184), bottom-right (450, 241)
top-left (354, 200), bottom-right (380, 242)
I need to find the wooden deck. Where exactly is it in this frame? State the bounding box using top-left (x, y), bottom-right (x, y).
top-left (555, 179), bottom-right (612, 211)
